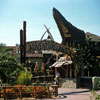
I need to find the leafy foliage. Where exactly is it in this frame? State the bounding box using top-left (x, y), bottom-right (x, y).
top-left (70, 37), bottom-right (100, 77)
top-left (95, 95), bottom-right (100, 100)
top-left (90, 91), bottom-right (100, 100)
top-left (97, 79), bottom-right (100, 90)
top-left (0, 44), bottom-right (24, 84)
top-left (17, 68), bottom-right (32, 86)
top-left (82, 38), bottom-right (100, 76)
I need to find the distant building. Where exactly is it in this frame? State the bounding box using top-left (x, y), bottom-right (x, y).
top-left (2, 45), bottom-right (20, 62)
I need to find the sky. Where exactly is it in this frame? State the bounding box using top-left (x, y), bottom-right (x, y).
top-left (0, 0), bottom-right (100, 46)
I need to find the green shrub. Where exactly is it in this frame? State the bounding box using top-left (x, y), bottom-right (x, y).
top-left (17, 68), bottom-right (32, 86)
top-left (97, 79), bottom-right (100, 90)
top-left (90, 91), bottom-right (100, 100)
top-left (95, 95), bottom-right (100, 100)
top-left (0, 44), bottom-right (25, 84)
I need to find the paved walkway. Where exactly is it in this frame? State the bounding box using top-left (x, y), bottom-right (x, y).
top-left (57, 88), bottom-right (100, 100)
top-left (58, 88), bottom-right (91, 100)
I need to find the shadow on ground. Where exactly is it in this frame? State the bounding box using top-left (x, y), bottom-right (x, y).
top-left (58, 90), bottom-right (90, 99)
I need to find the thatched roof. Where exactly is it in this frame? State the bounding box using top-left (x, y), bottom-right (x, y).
top-left (50, 57), bottom-right (72, 68)
top-left (26, 40), bottom-right (68, 54)
top-left (86, 32), bottom-right (100, 42)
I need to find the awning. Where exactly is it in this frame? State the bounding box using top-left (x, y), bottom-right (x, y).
top-left (50, 57), bottom-right (72, 68)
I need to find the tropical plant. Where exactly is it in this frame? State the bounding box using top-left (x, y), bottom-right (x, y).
top-left (97, 79), bottom-right (100, 90)
top-left (95, 95), bottom-right (100, 100)
top-left (83, 38), bottom-right (100, 76)
top-left (90, 90), bottom-right (100, 100)
top-left (0, 44), bottom-right (24, 84)
top-left (71, 37), bottom-right (100, 77)
top-left (17, 68), bottom-right (32, 85)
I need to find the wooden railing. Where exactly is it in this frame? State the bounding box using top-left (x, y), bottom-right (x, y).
top-left (0, 85), bottom-right (58, 100)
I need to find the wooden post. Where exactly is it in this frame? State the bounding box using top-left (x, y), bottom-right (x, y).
top-left (20, 21), bottom-right (26, 64)
top-left (74, 67), bottom-right (77, 78)
top-left (47, 87), bottom-right (50, 98)
top-left (20, 29), bottom-right (23, 64)
top-left (55, 85), bottom-right (58, 97)
top-left (65, 67), bottom-right (68, 78)
top-left (4, 87), bottom-right (6, 100)
top-left (20, 87), bottom-right (22, 99)
top-left (55, 68), bottom-right (56, 79)
top-left (70, 65), bottom-right (72, 78)
top-left (34, 87), bottom-right (36, 98)
top-left (23, 21), bottom-right (26, 64)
